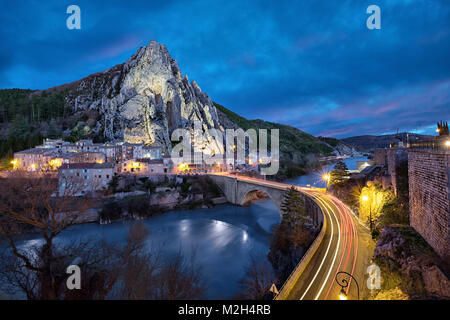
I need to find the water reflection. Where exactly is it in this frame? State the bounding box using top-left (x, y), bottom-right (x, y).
top-left (286, 157), bottom-right (368, 187)
top-left (242, 230), bottom-right (248, 243)
top-left (2, 200), bottom-right (281, 300)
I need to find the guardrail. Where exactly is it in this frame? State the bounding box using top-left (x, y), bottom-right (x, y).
top-left (274, 199), bottom-right (327, 300)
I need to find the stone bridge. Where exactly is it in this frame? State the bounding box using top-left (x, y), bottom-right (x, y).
top-left (208, 174), bottom-right (323, 227)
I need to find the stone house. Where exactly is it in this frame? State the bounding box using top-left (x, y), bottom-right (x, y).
top-left (121, 158), bottom-right (166, 174)
top-left (58, 162), bottom-right (115, 196)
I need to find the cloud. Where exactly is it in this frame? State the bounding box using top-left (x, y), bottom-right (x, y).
top-left (0, 0), bottom-right (449, 137)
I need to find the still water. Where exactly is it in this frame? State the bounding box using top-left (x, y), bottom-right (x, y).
top-left (4, 157), bottom-right (366, 299)
top-left (7, 200), bottom-right (281, 299)
top-left (286, 157), bottom-right (368, 187)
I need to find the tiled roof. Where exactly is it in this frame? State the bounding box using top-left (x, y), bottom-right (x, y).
top-left (59, 163), bottom-right (115, 170)
top-left (15, 148), bottom-right (55, 154)
top-left (134, 158), bottom-right (164, 164)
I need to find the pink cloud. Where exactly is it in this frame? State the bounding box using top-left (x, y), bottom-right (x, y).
top-left (85, 34), bottom-right (142, 61)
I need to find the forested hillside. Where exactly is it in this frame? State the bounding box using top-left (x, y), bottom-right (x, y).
top-left (0, 88), bottom-right (70, 167)
top-left (214, 102), bottom-right (334, 178)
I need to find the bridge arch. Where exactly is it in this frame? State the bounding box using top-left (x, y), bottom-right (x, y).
top-left (207, 174), bottom-right (323, 227)
top-left (236, 182), bottom-right (286, 216)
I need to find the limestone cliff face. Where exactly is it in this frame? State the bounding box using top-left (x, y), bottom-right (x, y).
top-left (65, 40), bottom-right (223, 154)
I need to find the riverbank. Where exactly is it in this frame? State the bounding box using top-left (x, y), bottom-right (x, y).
top-left (1, 199), bottom-right (281, 299)
top-left (97, 175), bottom-right (230, 224)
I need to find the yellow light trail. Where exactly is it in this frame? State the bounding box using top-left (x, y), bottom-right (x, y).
top-left (313, 196), bottom-right (341, 300)
top-left (298, 192), bottom-right (340, 300)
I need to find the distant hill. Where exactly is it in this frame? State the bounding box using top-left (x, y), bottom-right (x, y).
top-left (214, 102), bottom-right (335, 178)
top-left (342, 132), bottom-right (433, 152)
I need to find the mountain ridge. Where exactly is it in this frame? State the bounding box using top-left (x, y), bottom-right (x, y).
top-left (342, 132), bottom-right (433, 152)
top-left (0, 40), bottom-right (337, 174)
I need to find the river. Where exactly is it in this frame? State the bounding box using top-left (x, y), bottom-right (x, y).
top-left (286, 157), bottom-right (368, 187)
top-left (2, 157), bottom-right (367, 299)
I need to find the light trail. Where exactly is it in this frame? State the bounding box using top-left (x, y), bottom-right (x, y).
top-left (212, 174), bottom-right (361, 300)
top-left (323, 199), bottom-right (348, 300)
top-left (298, 193), bottom-right (335, 300)
top-left (313, 195), bottom-right (341, 300)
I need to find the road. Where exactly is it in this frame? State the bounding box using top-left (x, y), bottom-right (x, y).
top-left (285, 188), bottom-right (373, 300)
top-left (216, 174), bottom-right (374, 300)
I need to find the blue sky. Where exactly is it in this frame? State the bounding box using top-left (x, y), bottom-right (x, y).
top-left (1, 0), bottom-right (449, 138)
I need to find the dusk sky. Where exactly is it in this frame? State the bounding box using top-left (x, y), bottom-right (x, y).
top-left (1, 0), bottom-right (449, 138)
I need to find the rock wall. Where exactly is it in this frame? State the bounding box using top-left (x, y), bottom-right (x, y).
top-left (374, 226), bottom-right (450, 299)
top-left (408, 149), bottom-right (450, 262)
top-left (64, 40), bottom-right (224, 154)
top-left (387, 148), bottom-right (408, 196)
top-left (373, 148), bottom-right (388, 166)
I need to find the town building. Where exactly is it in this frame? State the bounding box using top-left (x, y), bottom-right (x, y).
top-left (121, 142), bottom-right (144, 161)
top-left (121, 158), bottom-right (166, 174)
top-left (58, 162), bottom-right (115, 196)
top-left (142, 145), bottom-right (163, 159)
top-left (13, 148), bottom-right (61, 171)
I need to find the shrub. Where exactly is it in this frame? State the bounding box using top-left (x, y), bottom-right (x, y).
top-left (99, 201), bottom-right (123, 221)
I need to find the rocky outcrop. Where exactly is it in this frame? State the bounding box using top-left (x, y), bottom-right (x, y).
top-left (332, 142), bottom-right (363, 158)
top-left (64, 40), bottom-right (224, 154)
top-left (422, 265), bottom-right (450, 298)
top-left (373, 226), bottom-right (450, 299)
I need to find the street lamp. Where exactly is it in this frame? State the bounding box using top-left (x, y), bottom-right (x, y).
top-left (361, 194), bottom-right (373, 232)
top-left (335, 271), bottom-right (360, 300)
top-left (322, 174), bottom-right (330, 190)
top-left (445, 140), bottom-right (450, 148)
top-left (339, 288), bottom-right (348, 300)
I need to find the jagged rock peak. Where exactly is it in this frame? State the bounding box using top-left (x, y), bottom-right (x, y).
top-left (66, 40), bottom-right (224, 154)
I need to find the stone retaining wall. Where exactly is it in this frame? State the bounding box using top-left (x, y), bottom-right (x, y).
top-left (409, 149), bottom-right (450, 262)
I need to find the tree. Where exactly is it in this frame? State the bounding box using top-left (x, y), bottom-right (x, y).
top-left (107, 175), bottom-right (119, 194)
top-left (236, 255), bottom-right (277, 300)
top-left (0, 171), bottom-right (95, 299)
top-left (280, 186), bottom-right (308, 226)
top-left (269, 186), bottom-right (316, 283)
top-left (0, 215), bottom-right (207, 299)
top-left (329, 160), bottom-right (349, 185)
top-left (359, 182), bottom-right (395, 228)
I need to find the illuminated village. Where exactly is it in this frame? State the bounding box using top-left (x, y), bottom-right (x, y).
top-left (9, 138), bottom-right (263, 197)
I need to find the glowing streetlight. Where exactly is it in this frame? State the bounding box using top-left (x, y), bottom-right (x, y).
top-left (361, 194), bottom-right (373, 232)
top-left (445, 140), bottom-right (450, 148)
top-left (335, 271), bottom-right (359, 300)
top-left (322, 173), bottom-right (330, 190)
top-left (177, 162), bottom-right (188, 173)
top-left (339, 288), bottom-right (348, 300)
